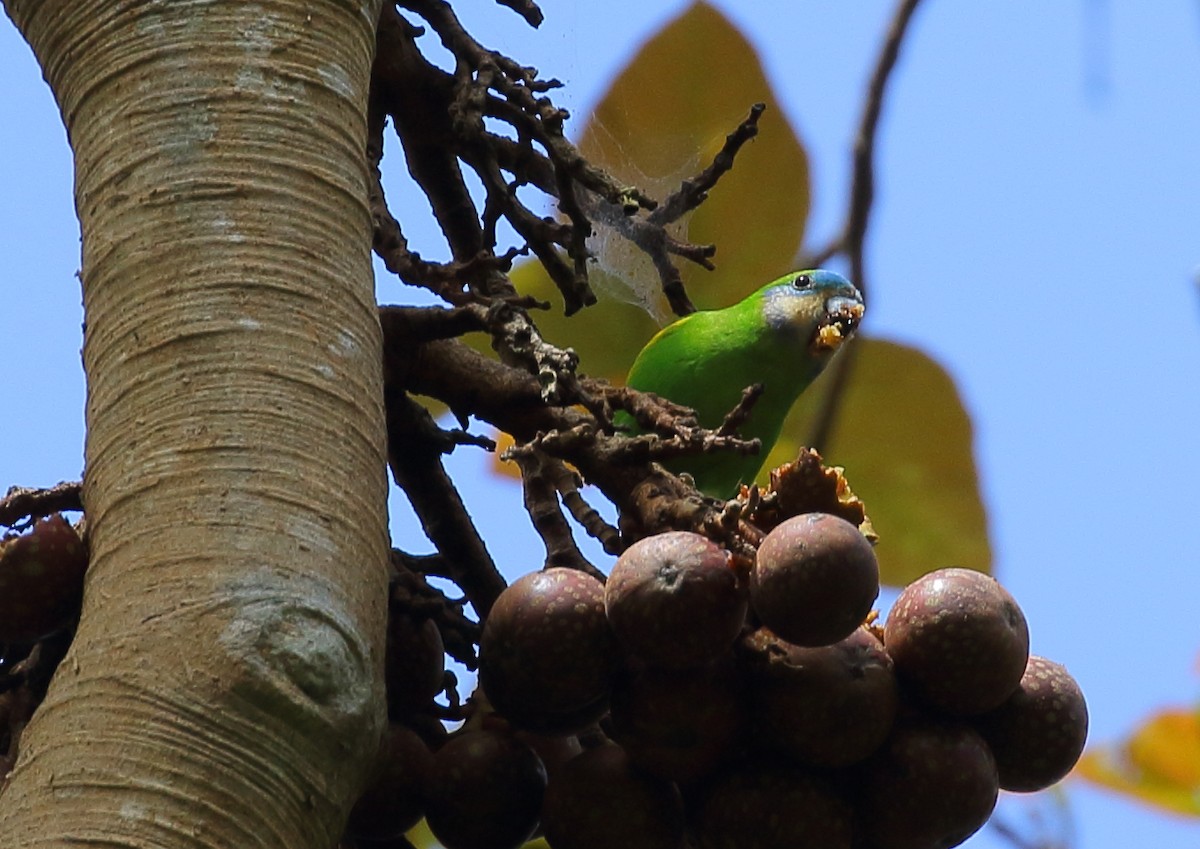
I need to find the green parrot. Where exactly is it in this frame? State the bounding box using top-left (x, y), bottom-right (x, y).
top-left (621, 269), bottom-right (864, 497)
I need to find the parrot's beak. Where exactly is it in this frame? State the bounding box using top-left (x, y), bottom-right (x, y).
top-left (812, 291), bottom-right (865, 353)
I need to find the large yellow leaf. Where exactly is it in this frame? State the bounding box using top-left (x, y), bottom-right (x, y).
top-left (509, 0), bottom-right (811, 382)
top-left (1077, 708), bottom-right (1200, 817)
top-left (768, 337), bottom-right (992, 585)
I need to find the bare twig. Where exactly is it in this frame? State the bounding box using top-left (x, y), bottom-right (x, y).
top-left (842, 0), bottom-right (924, 283)
top-left (495, 0), bottom-right (544, 28)
top-left (376, 1), bottom-right (762, 324)
top-left (805, 0), bottom-right (924, 451)
top-left (809, 0), bottom-right (924, 274)
top-left (383, 386), bottom-right (508, 617)
top-left (578, 103), bottom-right (766, 317)
top-left (506, 446), bottom-right (607, 580)
top-left (549, 462), bottom-right (622, 556)
top-left (716, 384), bottom-right (765, 437)
top-left (0, 482), bottom-right (83, 529)
top-left (389, 553), bottom-right (482, 669)
top-left (649, 103), bottom-right (766, 227)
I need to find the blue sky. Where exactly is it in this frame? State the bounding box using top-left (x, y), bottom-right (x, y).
top-left (3, 3), bottom-right (1199, 847)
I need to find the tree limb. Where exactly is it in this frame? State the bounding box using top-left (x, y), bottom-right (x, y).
top-left (805, 0), bottom-right (925, 452)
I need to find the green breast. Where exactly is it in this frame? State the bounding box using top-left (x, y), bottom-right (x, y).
top-left (622, 301), bottom-right (817, 496)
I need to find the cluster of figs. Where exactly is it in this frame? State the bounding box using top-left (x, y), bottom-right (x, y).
top-left (349, 512), bottom-right (1088, 849)
top-left (0, 511), bottom-right (1086, 848)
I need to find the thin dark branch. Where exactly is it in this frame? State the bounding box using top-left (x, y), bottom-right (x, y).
top-left (842, 0), bottom-right (923, 284)
top-left (574, 103), bottom-right (765, 318)
top-left (495, 0), bottom-right (544, 28)
top-left (550, 462), bottom-right (623, 556)
top-left (649, 103), bottom-right (765, 227)
top-left (809, 0), bottom-right (923, 273)
top-left (382, 317), bottom-right (778, 556)
top-left (804, 336), bottom-right (861, 454)
top-left (383, 387), bottom-right (508, 617)
top-left (378, 0), bottom-right (759, 322)
top-left (715, 384), bottom-right (765, 437)
top-left (389, 553), bottom-right (481, 669)
top-left (506, 446), bottom-right (607, 579)
top-left (0, 482), bottom-right (83, 529)
top-left (375, 11), bottom-right (604, 408)
top-left (805, 0), bottom-right (924, 452)
top-left (375, 305), bottom-right (488, 343)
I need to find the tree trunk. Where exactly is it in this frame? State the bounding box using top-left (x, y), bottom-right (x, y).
top-left (0, 1), bottom-right (388, 846)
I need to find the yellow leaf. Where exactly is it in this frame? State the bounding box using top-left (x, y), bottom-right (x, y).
top-left (1077, 709), bottom-right (1200, 817)
top-left (768, 337), bottom-right (992, 585)
top-left (407, 819), bottom-right (439, 848)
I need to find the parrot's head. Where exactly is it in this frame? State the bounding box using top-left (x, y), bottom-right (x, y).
top-left (759, 269), bottom-right (865, 357)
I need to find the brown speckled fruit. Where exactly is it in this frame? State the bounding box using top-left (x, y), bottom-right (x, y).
top-left (424, 728), bottom-right (547, 849)
top-left (346, 723), bottom-right (435, 840)
top-left (515, 730), bottom-right (584, 786)
top-left (974, 655), bottom-right (1088, 791)
top-left (751, 513), bottom-right (878, 647)
top-left (696, 761), bottom-right (853, 849)
top-left (605, 532), bottom-right (746, 669)
top-left (480, 569), bottom-right (618, 734)
top-left (385, 614), bottom-right (445, 718)
top-left (884, 568), bottom-right (1029, 715)
top-left (609, 659), bottom-right (743, 784)
top-left (740, 626), bottom-right (897, 767)
top-left (0, 514), bottom-right (88, 642)
top-left (857, 720), bottom-right (999, 849)
top-left (541, 744), bottom-right (685, 849)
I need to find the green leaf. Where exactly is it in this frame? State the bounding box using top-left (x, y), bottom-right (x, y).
top-left (509, 0), bottom-right (811, 382)
top-left (767, 337), bottom-right (992, 585)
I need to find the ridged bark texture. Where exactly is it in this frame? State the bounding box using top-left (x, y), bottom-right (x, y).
top-left (0, 1), bottom-right (389, 846)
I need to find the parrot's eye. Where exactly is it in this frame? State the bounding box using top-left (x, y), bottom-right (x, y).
top-left (792, 273), bottom-right (813, 290)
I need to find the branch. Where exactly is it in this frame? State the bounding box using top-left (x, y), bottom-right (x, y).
top-left (0, 482), bottom-right (83, 529)
top-left (649, 103), bottom-right (766, 227)
top-left (810, 0), bottom-right (923, 275)
top-left (382, 385), bottom-right (508, 618)
top-left (805, 0), bottom-right (925, 451)
top-left (494, 0), bottom-right (543, 28)
top-left (550, 462), bottom-right (622, 557)
top-left (374, 2), bottom-right (763, 325)
top-left (389, 553), bottom-right (481, 670)
top-left (715, 384), bottom-right (765, 437)
top-left (579, 103), bottom-right (766, 317)
top-left (381, 312), bottom-right (767, 556)
top-left (505, 446), bottom-right (607, 580)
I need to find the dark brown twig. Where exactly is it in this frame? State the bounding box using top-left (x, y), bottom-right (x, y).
top-left (649, 103), bottom-right (766, 227)
top-left (495, 0), bottom-right (544, 28)
top-left (716, 384), bottom-right (765, 437)
top-left (0, 482), bottom-right (83, 529)
top-left (550, 462), bottom-right (623, 556)
top-left (506, 446), bottom-right (606, 580)
top-left (578, 103), bottom-right (766, 317)
top-left (804, 0), bottom-right (924, 452)
top-left (383, 387), bottom-right (508, 618)
top-left (389, 553), bottom-right (481, 669)
top-left (376, 0), bottom-right (760, 324)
